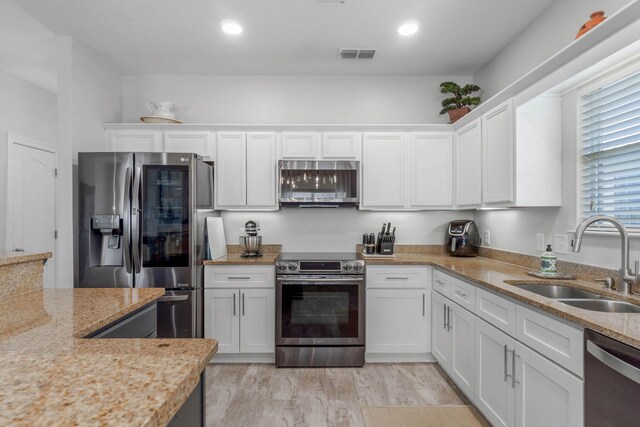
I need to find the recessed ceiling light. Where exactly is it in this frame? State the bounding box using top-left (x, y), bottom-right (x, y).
top-left (221, 20), bottom-right (243, 35)
top-left (398, 20), bottom-right (419, 36)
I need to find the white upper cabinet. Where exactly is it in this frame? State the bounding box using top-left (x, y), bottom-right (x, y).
top-left (281, 132), bottom-right (319, 159)
top-left (246, 132), bottom-right (277, 209)
top-left (455, 119), bottom-right (482, 208)
top-left (361, 133), bottom-right (405, 209)
top-left (107, 129), bottom-right (160, 152)
top-left (216, 132), bottom-right (247, 209)
top-left (321, 132), bottom-right (360, 159)
top-left (409, 132), bottom-right (454, 209)
top-left (482, 100), bottom-right (515, 205)
top-left (162, 130), bottom-right (214, 159)
top-left (216, 132), bottom-right (277, 210)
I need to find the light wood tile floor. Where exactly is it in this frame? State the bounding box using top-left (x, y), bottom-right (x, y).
top-left (205, 363), bottom-right (487, 427)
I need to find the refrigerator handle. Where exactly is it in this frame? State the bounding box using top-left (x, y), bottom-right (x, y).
top-left (132, 166), bottom-right (142, 274)
top-left (123, 166), bottom-right (132, 274)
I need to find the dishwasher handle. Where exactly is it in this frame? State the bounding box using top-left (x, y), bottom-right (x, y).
top-left (587, 340), bottom-right (640, 385)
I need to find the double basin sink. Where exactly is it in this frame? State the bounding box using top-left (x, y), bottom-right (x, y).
top-left (513, 283), bottom-right (640, 313)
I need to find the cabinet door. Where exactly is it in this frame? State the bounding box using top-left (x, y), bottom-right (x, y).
top-left (321, 132), bottom-right (360, 159)
top-left (455, 119), bottom-right (482, 208)
top-left (240, 288), bottom-right (275, 353)
top-left (367, 288), bottom-right (429, 354)
top-left (361, 133), bottom-right (405, 209)
top-left (515, 342), bottom-right (583, 427)
top-left (246, 132), bottom-right (277, 209)
top-left (163, 131), bottom-right (213, 158)
top-left (482, 100), bottom-right (514, 205)
top-left (431, 291), bottom-right (452, 370)
top-left (204, 289), bottom-right (240, 354)
top-left (107, 129), bottom-right (159, 152)
top-left (281, 132), bottom-right (318, 159)
top-left (476, 318), bottom-right (516, 427)
top-left (409, 133), bottom-right (454, 208)
top-left (451, 303), bottom-right (476, 401)
top-left (216, 132), bottom-right (247, 209)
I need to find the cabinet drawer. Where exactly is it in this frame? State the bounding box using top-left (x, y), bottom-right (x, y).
top-left (516, 305), bottom-right (583, 377)
top-left (449, 276), bottom-right (476, 311)
top-left (433, 270), bottom-right (451, 297)
top-left (476, 288), bottom-right (516, 336)
top-left (366, 266), bottom-right (430, 289)
top-left (204, 266), bottom-right (275, 288)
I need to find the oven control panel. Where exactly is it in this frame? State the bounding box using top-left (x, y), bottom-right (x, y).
top-left (276, 260), bottom-right (364, 274)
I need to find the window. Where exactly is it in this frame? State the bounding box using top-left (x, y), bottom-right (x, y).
top-left (579, 66), bottom-right (640, 229)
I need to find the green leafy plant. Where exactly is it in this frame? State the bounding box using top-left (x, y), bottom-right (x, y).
top-left (439, 82), bottom-right (481, 115)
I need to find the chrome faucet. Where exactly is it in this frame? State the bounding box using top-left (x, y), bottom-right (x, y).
top-left (573, 215), bottom-right (637, 294)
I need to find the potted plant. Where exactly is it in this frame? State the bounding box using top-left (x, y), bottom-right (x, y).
top-left (439, 82), bottom-right (481, 123)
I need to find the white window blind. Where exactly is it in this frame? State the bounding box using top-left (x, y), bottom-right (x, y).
top-left (580, 68), bottom-right (640, 228)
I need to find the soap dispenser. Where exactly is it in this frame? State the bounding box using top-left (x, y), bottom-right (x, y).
top-left (541, 245), bottom-right (557, 273)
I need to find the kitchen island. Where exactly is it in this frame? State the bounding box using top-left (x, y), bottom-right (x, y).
top-left (0, 286), bottom-right (217, 426)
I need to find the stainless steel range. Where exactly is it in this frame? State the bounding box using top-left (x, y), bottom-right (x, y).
top-left (275, 253), bottom-right (365, 367)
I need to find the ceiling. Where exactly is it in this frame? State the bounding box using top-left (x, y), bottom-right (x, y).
top-left (17, 0), bottom-right (555, 77)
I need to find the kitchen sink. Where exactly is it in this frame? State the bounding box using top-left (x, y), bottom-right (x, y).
top-left (558, 299), bottom-right (640, 313)
top-left (513, 284), bottom-right (605, 300)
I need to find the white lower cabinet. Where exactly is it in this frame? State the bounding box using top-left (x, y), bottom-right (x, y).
top-left (239, 288), bottom-right (275, 353)
top-left (205, 289), bottom-right (240, 353)
top-left (432, 290), bottom-right (476, 401)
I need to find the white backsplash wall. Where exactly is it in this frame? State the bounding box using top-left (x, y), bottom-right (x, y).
top-left (221, 210), bottom-right (473, 252)
top-left (122, 74), bottom-right (473, 125)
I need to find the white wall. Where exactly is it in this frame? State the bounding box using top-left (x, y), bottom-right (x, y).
top-left (0, 69), bottom-right (57, 250)
top-left (57, 37), bottom-right (123, 287)
top-left (122, 75), bottom-right (473, 125)
top-left (475, 0), bottom-right (632, 99)
top-left (221, 209), bottom-right (473, 252)
top-left (474, 88), bottom-right (640, 270)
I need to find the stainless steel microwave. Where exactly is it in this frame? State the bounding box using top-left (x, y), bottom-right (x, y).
top-left (278, 160), bottom-right (359, 208)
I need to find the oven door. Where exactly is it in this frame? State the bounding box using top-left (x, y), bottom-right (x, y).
top-left (276, 275), bottom-right (365, 346)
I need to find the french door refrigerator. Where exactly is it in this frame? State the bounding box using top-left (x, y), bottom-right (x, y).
top-left (77, 152), bottom-right (215, 338)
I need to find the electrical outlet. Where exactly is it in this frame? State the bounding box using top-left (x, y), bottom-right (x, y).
top-left (554, 234), bottom-right (568, 254)
top-left (484, 230), bottom-right (491, 246)
top-left (536, 234), bottom-right (545, 252)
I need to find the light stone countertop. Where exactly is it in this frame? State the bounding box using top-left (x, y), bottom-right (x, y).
top-left (0, 288), bottom-right (217, 426)
top-left (0, 251), bottom-right (52, 266)
top-left (365, 253), bottom-right (640, 349)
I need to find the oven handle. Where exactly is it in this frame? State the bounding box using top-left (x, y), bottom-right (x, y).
top-left (587, 340), bottom-right (640, 385)
top-left (277, 277), bottom-right (364, 283)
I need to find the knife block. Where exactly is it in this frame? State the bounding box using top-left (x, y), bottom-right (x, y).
top-left (379, 236), bottom-right (395, 255)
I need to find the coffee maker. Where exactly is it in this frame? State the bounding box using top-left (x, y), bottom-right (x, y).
top-left (445, 220), bottom-right (481, 257)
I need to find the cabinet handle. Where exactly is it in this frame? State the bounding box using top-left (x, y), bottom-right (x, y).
top-left (233, 293), bottom-right (236, 316)
top-left (446, 306), bottom-right (452, 331)
top-left (504, 345), bottom-right (512, 382)
top-left (228, 276), bottom-right (251, 280)
top-left (454, 289), bottom-right (467, 298)
top-left (422, 293), bottom-right (426, 316)
top-left (242, 293), bottom-right (245, 316)
top-left (443, 303), bottom-right (447, 329)
top-left (512, 350), bottom-right (519, 388)
top-left (386, 276), bottom-right (409, 280)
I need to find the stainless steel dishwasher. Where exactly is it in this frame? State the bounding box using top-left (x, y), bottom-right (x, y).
top-left (585, 329), bottom-right (640, 426)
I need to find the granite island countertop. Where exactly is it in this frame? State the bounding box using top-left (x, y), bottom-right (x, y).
top-left (0, 288), bottom-right (217, 426)
top-left (0, 251), bottom-right (52, 266)
top-left (365, 253), bottom-right (640, 349)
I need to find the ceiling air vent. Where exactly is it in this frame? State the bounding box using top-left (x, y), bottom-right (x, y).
top-left (338, 48), bottom-right (377, 59)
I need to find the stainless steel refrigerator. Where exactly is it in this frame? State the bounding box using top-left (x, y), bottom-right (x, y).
top-left (77, 152), bottom-right (215, 338)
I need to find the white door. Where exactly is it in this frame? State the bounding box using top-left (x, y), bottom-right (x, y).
top-left (8, 136), bottom-right (56, 288)
top-left (216, 132), bottom-right (247, 209)
top-left (515, 342), bottom-right (583, 427)
top-left (163, 131), bottom-right (213, 158)
top-left (431, 290), bottom-right (452, 370)
top-left (246, 132), bottom-right (277, 209)
top-left (450, 302), bottom-right (477, 401)
top-left (366, 288), bottom-right (428, 354)
top-left (107, 129), bottom-right (159, 152)
top-left (455, 119), bottom-right (482, 208)
top-left (409, 132), bottom-right (454, 208)
top-left (482, 100), bottom-right (514, 205)
top-left (239, 288), bottom-right (275, 353)
top-left (321, 132), bottom-right (360, 159)
top-left (281, 132), bottom-right (318, 159)
top-left (475, 318), bottom-right (516, 427)
top-left (361, 133), bottom-right (405, 209)
top-left (204, 289), bottom-right (240, 354)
